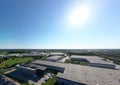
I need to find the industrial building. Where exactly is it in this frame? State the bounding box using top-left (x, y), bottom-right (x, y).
top-left (46, 52), bottom-right (67, 62)
top-left (33, 60), bottom-right (120, 85)
top-left (19, 53), bottom-right (42, 57)
top-left (0, 74), bottom-right (20, 85)
top-left (32, 60), bottom-right (65, 73)
top-left (46, 56), bottom-right (65, 62)
top-left (7, 54), bottom-right (20, 57)
top-left (0, 55), bottom-right (6, 58)
top-left (49, 52), bottom-right (66, 56)
top-left (70, 55), bottom-right (116, 69)
top-left (0, 52), bottom-right (44, 58)
top-left (15, 64), bottom-right (47, 78)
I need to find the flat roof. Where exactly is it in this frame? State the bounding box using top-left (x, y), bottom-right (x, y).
top-left (32, 60), bottom-right (66, 68)
top-left (29, 64), bottom-right (47, 70)
top-left (46, 56), bottom-right (64, 61)
top-left (16, 64), bottom-right (47, 71)
top-left (71, 55), bottom-right (116, 65)
top-left (32, 60), bottom-right (120, 85)
top-left (57, 64), bottom-right (120, 85)
top-left (0, 55), bottom-right (5, 56)
top-left (16, 65), bottom-right (36, 71)
top-left (49, 52), bottom-right (65, 54)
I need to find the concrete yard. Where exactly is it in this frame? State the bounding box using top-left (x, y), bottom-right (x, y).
top-left (28, 73), bottom-right (50, 85)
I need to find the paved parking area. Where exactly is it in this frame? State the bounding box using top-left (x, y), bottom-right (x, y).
top-left (29, 73), bottom-right (49, 85)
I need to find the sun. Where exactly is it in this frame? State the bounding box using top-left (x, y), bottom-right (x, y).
top-left (68, 5), bottom-right (91, 27)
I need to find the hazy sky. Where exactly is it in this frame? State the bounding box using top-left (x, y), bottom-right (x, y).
top-left (0, 0), bottom-right (120, 49)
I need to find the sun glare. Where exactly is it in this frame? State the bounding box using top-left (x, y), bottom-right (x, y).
top-left (68, 5), bottom-right (91, 28)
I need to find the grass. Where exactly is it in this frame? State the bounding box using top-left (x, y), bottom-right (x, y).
top-left (0, 57), bottom-right (34, 69)
top-left (41, 75), bottom-right (56, 85)
top-left (41, 56), bottom-right (48, 60)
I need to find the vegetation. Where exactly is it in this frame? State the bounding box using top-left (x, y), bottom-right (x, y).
top-left (0, 51), bottom-right (8, 55)
top-left (0, 57), bottom-right (34, 69)
top-left (41, 75), bottom-right (56, 85)
top-left (0, 58), bottom-right (5, 63)
top-left (40, 56), bottom-right (48, 60)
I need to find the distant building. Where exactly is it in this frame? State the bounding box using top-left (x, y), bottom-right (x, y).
top-left (7, 53), bottom-right (20, 57)
top-left (0, 55), bottom-right (6, 58)
top-left (19, 53), bottom-right (42, 57)
top-left (49, 52), bottom-right (66, 56)
top-left (40, 52), bottom-right (46, 56)
top-left (46, 52), bottom-right (66, 62)
top-left (46, 56), bottom-right (65, 62)
top-left (70, 55), bottom-right (116, 69)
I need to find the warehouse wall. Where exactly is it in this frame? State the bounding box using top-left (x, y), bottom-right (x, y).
top-left (90, 63), bottom-right (116, 69)
top-left (56, 77), bottom-right (86, 85)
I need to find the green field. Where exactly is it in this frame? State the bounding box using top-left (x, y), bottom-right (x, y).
top-left (0, 57), bottom-right (34, 69)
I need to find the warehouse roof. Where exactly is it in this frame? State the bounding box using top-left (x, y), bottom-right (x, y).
top-left (32, 60), bottom-right (120, 85)
top-left (71, 55), bottom-right (116, 65)
top-left (57, 64), bottom-right (120, 85)
top-left (29, 64), bottom-right (47, 71)
top-left (32, 60), bottom-right (67, 68)
top-left (16, 64), bottom-right (47, 71)
top-left (49, 52), bottom-right (66, 56)
top-left (16, 65), bottom-right (36, 71)
top-left (49, 52), bottom-right (65, 55)
top-left (46, 56), bottom-right (64, 61)
top-left (0, 55), bottom-right (5, 57)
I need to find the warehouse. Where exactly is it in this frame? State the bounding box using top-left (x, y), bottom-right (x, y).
top-left (70, 55), bottom-right (116, 69)
top-left (46, 56), bottom-right (65, 62)
top-left (15, 64), bottom-right (46, 78)
top-left (32, 60), bottom-right (120, 85)
top-left (32, 60), bottom-right (65, 73)
top-left (19, 53), bottom-right (44, 57)
top-left (56, 64), bottom-right (120, 85)
top-left (0, 55), bottom-right (6, 58)
top-left (49, 52), bottom-right (66, 56)
top-left (16, 64), bottom-right (37, 78)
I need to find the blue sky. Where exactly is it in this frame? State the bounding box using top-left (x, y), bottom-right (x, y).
top-left (0, 0), bottom-right (120, 49)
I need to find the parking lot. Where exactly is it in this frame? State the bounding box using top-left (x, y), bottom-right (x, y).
top-left (29, 73), bottom-right (53, 85)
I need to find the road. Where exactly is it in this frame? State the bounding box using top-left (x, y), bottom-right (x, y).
top-left (58, 56), bottom-right (69, 63)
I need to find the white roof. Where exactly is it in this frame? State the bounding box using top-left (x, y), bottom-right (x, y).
top-left (47, 56), bottom-right (64, 60)
top-left (32, 60), bottom-right (120, 85)
top-left (71, 55), bottom-right (116, 65)
top-left (57, 64), bottom-right (120, 85)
